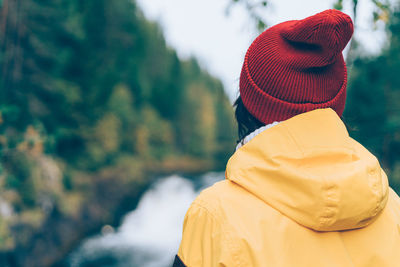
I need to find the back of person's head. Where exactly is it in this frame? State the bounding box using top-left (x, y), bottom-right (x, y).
top-left (235, 9), bottom-right (354, 142)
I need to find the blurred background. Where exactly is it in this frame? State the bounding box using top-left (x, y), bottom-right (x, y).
top-left (0, 0), bottom-right (399, 266)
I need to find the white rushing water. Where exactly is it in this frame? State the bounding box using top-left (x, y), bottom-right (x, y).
top-left (68, 172), bottom-right (223, 267)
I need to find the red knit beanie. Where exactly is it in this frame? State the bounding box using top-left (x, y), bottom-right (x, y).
top-left (240, 9), bottom-right (354, 125)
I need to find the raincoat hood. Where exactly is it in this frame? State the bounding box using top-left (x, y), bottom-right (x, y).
top-left (226, 108), bottom-right (389, 232)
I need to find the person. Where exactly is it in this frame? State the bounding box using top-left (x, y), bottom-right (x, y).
top-left (173, 9), bottom-right (400, 267)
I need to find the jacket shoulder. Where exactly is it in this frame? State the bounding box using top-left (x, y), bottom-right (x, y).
top-left (177, 180), bottom-right (248, 267)
top-left (192, 180), bottom-right (242, 216)
top-left (194, 179), bottom-right (282, 222)
top-left (179, 179), bottom-right (287, 266)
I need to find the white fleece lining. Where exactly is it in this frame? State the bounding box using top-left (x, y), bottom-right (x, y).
top-left (235, 121), bottom-right (280, 151)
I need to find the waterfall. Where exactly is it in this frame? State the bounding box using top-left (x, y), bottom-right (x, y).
top-left (68, 172), bottom-right (223, 267)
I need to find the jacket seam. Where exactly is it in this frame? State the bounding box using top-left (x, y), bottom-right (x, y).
top-left (338, 232), bottom-right (356, 267)
top-left (281, 123), bottom-right (305, 157)
top-left (191, 200), bottom-right (248, 267)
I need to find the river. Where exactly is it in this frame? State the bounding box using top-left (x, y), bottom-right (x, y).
top-left (66, 172), bottom-right (224, 267)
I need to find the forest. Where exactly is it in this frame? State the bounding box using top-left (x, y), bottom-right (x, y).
top-left (0, 0), bottom-right (236, 265)
top-left (0, 0), bottom-right (400, 266)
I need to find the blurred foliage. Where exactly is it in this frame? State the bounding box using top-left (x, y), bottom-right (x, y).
top-left (334, 0), bottom-right (391, 24)
top-left (344, 8), bottom-right (400, 193)
top-left (229, 0), bottom-right (391, 31)
top-left (226, 0), bottom-right (269, 31)
top-left (0, 0), bottom-right (236, 252)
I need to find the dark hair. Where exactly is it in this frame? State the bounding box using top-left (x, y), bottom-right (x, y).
top-left (234, 95), bottom-right (354, 145)
top-left (234, 96), bottom-right (265, 144)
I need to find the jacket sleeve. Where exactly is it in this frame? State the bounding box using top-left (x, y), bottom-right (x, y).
top-left (175, 201), bottom-right (239, 267)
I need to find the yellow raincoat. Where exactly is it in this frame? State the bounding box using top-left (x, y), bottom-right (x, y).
top-left (176, 108), bottom-right (400, 267)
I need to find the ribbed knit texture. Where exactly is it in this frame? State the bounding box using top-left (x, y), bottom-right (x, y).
top-left (240, 9), bottom-right (354, 124)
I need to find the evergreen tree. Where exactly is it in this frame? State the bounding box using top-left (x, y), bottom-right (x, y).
top-left (345, 9), bottom-right (400, 193)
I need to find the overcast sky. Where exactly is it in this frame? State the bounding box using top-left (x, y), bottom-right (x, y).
top-left (136, 0), bottom-right (387, 101)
